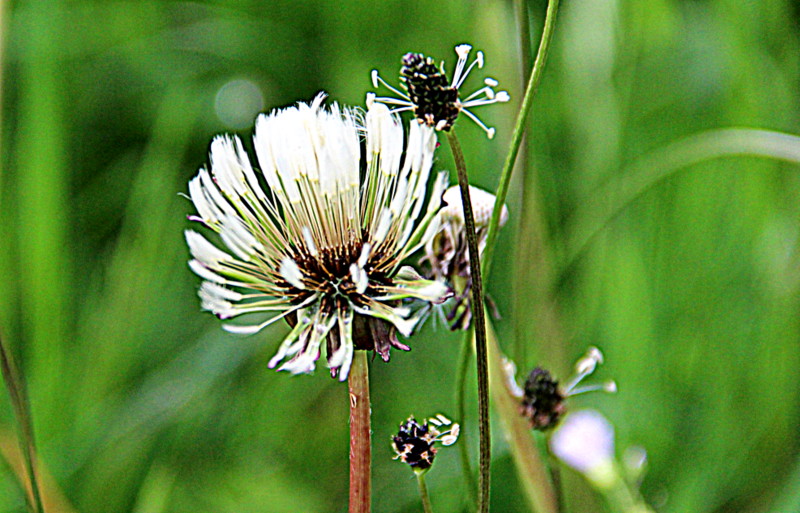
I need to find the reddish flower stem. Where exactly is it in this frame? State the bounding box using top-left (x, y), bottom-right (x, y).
top-left (348, 350), bottom-right (371, 513)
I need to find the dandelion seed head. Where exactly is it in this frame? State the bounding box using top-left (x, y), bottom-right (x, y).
top-left (185, 94), bottom-right (450, 380)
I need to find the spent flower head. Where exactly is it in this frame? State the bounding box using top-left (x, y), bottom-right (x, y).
top-left (368, 44), bottom-right (510, 138)
top-left (504, 346), bottom-right (616, 430)
top-left (392, 414), bottom-right (460, 473)
top-left (421, 185), bottom-right (508, 330)
top-left (185, 94), bottom-right (452, 381)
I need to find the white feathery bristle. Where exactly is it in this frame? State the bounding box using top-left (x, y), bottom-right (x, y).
top-left (358, 243), bottom-right (372, 269)
top-left (280, 257), bottom-right (305, 290)
top-left (185, 230), bottom-right (232, 265)
top-left (374, 209), bottom-right (393, 244)
top-left (200, 281), bottom-right (243, 302)
top-left (302, 226), bottom-right (318, 256)
top-left (188, 259), bottom-right (227, 285)
top-left (349, 263), bottom-right (369, 295)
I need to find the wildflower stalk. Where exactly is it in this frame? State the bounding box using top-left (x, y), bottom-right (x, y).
top-left (485, 320), bottom-right (558, 513)
top-left (348, 350), bottom-right (371, 513)
top-left (512, 0), bottom-right (533, 368)
top-left (446, 130), bottom-right (491, 513)
top-left (455, 330), bottom-right (478, 504)
top-left (0, 333), bottom-right (45, 513)
top-left (416, 472), bottom-right (434, 513)
top-left (482, 0), bottom-right (561, 276)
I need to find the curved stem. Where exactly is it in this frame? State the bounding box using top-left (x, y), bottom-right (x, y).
top-left (482, 0), bottom-right (562, 277)
top-left (455, 330), bottom-right (478, 504)
top-left (446, 130), bottom-right (491, 513)
top-left (416, 472), bottom-right (434, 513)
top-left (348, 351), bottom-right (371, 513)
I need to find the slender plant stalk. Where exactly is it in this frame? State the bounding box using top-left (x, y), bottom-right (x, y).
top-left (512, 0), bottom-right (535, 370)
top-left (482, 0), bottom-right (562, 277)
top-left (550, 455), bottom-right (564, 513)
top-left (416, 472), bottom-right (434, 513)
top-left (348, 351), bottom-right (371, 513)
top-left (485, 320), bottom-right (558, 513)
top-left (0, 334), bottom-right (45, 513)
top-left (455, 330), bottom-right (478, 504)
top-left (446, 130), bottom-right (491, 513)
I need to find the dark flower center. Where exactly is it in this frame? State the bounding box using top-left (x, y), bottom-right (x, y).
top-left (393, 417), bottom-right (437, 470)
top-left (520, 367), bottom-right (566, 431)
top-left (400, 52), bottom-right (461, 131)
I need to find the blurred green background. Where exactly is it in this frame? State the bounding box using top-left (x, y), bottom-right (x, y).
top-left (1, 0), bottom-right (800, 512)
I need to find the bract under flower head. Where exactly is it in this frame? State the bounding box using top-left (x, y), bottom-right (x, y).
top-left (185, 93), bottom-right (451, 380)
top-left (368, 44), bottom-right (510, 138)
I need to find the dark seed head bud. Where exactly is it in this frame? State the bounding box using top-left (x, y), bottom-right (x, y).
top-left (520, 367), bottom-right (566, 431)
top-left (392, 417), bottom-right (438, 471)
top-left (399, 52), bottom-right (461, 131)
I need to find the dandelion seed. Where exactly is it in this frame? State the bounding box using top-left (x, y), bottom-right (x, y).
top-left (185, 93), bottom-right (452, 381)
top-left (369, 44), bottom-right (510, 138)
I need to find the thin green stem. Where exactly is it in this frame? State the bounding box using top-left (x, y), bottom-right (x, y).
top-left (482, 0), bottom-right (562, 277)
top-left (512, 0), bottom-right (535, 371)
top-left (600, 468), bottom-right (656, 513)
top-left (485, 320), bottom-right (558, 513)
top-left (549, 452), bottom-right (564, 513)
top-left (416, 472), bottom-right (434, 513)
top-left (455, 329), bottom-right (478, 504)
top-left (348, 351), bottom-right (371, 513)
top-left (446, 130), bottom-right (491, 513)
top-left (0, 333), bottom-right (45, 513)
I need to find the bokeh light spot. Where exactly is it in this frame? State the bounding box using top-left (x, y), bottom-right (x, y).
top-left (214, 78), bottom-right (265, 129)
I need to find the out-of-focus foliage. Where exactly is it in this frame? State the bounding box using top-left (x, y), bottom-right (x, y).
top-left (1, 0), bottom-right (799, 512)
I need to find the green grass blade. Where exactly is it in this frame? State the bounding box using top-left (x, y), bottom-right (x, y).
top-left (0, 334), bottom-right (44, 513)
